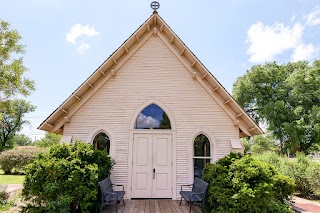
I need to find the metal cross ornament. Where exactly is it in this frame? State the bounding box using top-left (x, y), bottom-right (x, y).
top-left (151, 1), bottom-right (160, 11)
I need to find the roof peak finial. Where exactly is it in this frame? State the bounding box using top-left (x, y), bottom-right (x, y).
top-left (151, 1), bottom-right (160, 13)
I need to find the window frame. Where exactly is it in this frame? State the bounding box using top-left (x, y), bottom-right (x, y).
top-left (88, 126), bottom-right (115, 159)
top-left (134, 103), bottom-right (172, 130)
top-left (92, 131), bottom-right (111, 153)
top-left (192, 132), bottom-right (213, 180)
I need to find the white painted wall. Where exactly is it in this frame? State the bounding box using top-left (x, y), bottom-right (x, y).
top-left (63, 35), bottom-right (238, 199)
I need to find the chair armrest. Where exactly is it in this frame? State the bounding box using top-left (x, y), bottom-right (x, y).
top-left (112, 184), bottom-right (125, 191)
top-left (180, 184), bottom-right (193, 191)
top-left (103, 191), bottom-right (119, 201)
top-left (189, 192), bottom-right (205, 201)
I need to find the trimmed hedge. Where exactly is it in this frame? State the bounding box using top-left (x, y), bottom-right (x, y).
top-left (202, 152), bottom-right (295, 213)
top-left (22, 141), bottom-right (114, 213)
top-left (0, 148), bottom-right (46, 174)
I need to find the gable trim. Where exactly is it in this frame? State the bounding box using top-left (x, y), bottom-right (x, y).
top-left (38, 13), bottom-right (263, 137)
top-left (50, 30), bottom-right (154, 133)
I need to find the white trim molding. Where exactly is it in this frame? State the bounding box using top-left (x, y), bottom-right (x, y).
top-left (188, 129), bottom-right (217, 183)
top-left (129, 98), bottom-right (176, 130)
top-left (127, 99), bottom-right (177, 199)
top-left (87, 126), bottom-right (116, 159)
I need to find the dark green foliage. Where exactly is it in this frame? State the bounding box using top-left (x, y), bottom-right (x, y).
top-left (202, 153), bottom-right (295, 213)
top-left (0, 99), bottom-right (36, 150)
top-left (233, 61), bottom-right (320, 154)
top-left (22, 141), bottom-right (114, 213)
top-left (0, 148), bottom-right (44, 174)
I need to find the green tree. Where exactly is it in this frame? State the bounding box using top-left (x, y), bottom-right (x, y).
top-left (33, 132), bottom-right (61, 147)
top-left (0, 100), bottom-right (35, 150)
top-left (159, 112), bottom-right (171, 129)
top-left (9, 134), bottom-right (33, 146)
top-left (0, 20), bottom-right (35, 100)
top-left (246, 134), bottom-right (278, 154)
top-left (0, 20), bottom-right (35, 150)
top-left (233, 61), bottom-right (320, 154)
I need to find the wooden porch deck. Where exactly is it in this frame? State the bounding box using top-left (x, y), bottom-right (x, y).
top-left (102, 199), bottom-right (202, 213)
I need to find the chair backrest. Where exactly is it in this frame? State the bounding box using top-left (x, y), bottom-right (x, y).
top-left (192, 177), bottom-right (209, 195)
top-left (98, 177), bottom-right (113, 192)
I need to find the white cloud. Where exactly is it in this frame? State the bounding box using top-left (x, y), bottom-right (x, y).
top-left (306, 6), bottom-right (320, 26)
top-left (66, 24), bottom-right (99, 54)
top-left (291, 44), bottom-right (317, 62)
top-left (136, 113), bottom-right (160, 129)
top-left (77, 42), bottom-right (90, 54)
top-left (66, 24), bottom-right (99, 44)
top-left (246, 22), bottom-right (303, 63)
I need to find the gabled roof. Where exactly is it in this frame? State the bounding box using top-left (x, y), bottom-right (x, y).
top-left (38, 12), bottom-right (263, 137)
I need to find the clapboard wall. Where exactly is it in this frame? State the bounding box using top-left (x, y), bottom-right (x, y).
top-left (63, 35), bottom-right (238, 199)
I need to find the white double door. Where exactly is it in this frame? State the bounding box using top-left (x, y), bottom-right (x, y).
top-left (131, 133), bottom-right (172, 198)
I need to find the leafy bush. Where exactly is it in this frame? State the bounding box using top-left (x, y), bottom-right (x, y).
top-left (202, 153), bottom-right (295, 213)
top-left (254, 152), bottom-right (284, 169)
top-left (0, 148), bottom-right (45, 174)
top-left (243, 134), bottom-right (279, 154)
top-left (8, 134), bottom-right (33, 146)
top-left (22, 141), bottom-right (114, 213)
top-left (255, 152), bottom-right (320, 197)
top-left (33, 132), bottom-right (61, 147)
top-left (0, 184), bottom-right (13, 211)
top-left (0, 184), bottom-right (8, 203)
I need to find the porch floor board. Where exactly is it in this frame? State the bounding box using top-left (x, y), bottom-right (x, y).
top-left (102, 199), bottom-right (202, 213)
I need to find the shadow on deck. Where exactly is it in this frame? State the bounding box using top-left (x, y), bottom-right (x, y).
top-left (102, 199), bottom-right (202, 213)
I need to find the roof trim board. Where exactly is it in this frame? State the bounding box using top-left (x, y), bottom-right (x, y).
top-left (38, 12), bottom-right (263, 137)
top-left (50, 30), bottom-right (155, 133)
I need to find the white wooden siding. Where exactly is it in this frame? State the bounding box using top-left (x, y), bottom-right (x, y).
top-left (63, 35), bottom-right (238, 199)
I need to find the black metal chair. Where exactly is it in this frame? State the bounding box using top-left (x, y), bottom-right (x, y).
top-left (98, 177), bottom-right (125, 213)
top-left (180, 177), bottom-right (209, 213)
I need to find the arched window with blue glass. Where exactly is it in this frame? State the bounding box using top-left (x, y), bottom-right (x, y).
top-left (193, 134), bottom-right (211, 178)
top-left (135, 104), bottom-right (171, 129)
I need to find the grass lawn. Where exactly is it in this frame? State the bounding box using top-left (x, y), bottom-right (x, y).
top-left (0, 169), bottom-right (25, 184)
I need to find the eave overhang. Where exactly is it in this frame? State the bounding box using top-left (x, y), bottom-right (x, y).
top-left (38, 12), bottom-right (263, 137)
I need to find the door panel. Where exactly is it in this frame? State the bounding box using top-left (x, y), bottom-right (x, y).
top-left (152, 134), bottom-right (172, 198)
top-left (131, 133), bottom-right (172, 198)
top-left (131, 134), bottom-right (152, 198)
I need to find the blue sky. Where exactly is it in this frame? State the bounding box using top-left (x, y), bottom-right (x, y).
top-left (1, 0), bottom-right (320, 139)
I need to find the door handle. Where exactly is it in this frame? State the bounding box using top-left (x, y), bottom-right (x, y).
top-left (153, 168), bottom-right (155, 179)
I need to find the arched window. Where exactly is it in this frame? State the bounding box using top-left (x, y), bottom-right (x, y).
top-left (93, 132), bottom-right (110, 154)
top-left (135, 104), bottom-right (171, 129)
top-left (193, 134), bottom-right (211, 178)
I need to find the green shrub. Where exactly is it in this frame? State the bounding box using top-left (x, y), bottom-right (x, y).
top-left (33, 132), bottom-right (61, 148)
top-left (0, 184), bottom-right (14, 211)
top-left (202, 153), bottom-right (295, 213)
top-left (254, 152), bottom-right (284, 169)
top-left (22, 141), bottom-right (114, 213)
top-left (0, 184), bottom-right (8, 203)
top-left (255, 152), bottom-right (320, 197)
top-left (0, 148), bottom-right (45, 174)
